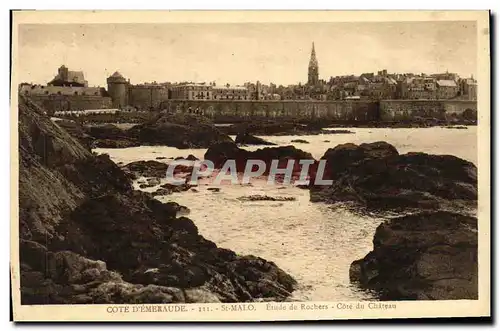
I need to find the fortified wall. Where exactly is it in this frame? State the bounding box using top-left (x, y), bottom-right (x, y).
top-left (29, 95), bottom-right (112, 114)
top-left (160, 100), bottom-right (379, 122)
top-left (161, 99), bottom-right (477, 122)
top-left (128, 85), bottom-right (170, 110)
top-left (379, 100), bottom-right (477, 121)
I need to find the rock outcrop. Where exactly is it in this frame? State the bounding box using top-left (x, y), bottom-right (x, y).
top-left (237, 195), bottom-right (296, 202)
top-left (87, 124), bottom-right (141, 149)
top-left (204, 142), bottom-right (317, 180)
top-left (218, 120), bottom-right (330, 136)
top-left (349, 211), bottom-right (478, 300)
top-left (18, 96), bottom-right (296, 304)
top-left (310, 141), bottom-right (477, 211)
top-left (127, 113), bottom-right (233, 148)
top-left (235, 133), bottom-right (276, 146)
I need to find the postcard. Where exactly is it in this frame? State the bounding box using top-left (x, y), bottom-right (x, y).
top-left (10, 10), bottom-right (490, 321)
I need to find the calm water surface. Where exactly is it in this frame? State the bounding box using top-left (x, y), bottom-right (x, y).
top-left (94, 126), bottom-right (477, 301)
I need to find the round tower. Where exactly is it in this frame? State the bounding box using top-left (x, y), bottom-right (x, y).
top-left (106, 71), bottom-right (128, 109)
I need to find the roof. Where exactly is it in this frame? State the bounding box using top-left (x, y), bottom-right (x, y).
top-left (464, 78), bottom-right (477, 85)
top-left (385, 77), bottom-right (397, 85)
top-left (67, 71), bottom-right (85, 83)
top-left (436, 80), bottom-right (457, 87)
top-left (110, 71), bottom-right (125, 78)
top-left (213, 86), bottom-right (248, 90)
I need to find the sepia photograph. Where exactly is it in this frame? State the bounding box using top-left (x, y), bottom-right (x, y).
top-left (10, 10), bottom-right (490, 321)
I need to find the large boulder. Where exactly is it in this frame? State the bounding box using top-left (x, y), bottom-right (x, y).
top-left (18, 95), bottom-right (297, 304)
top-left (235, 133), bottom-right (276, 146)
top-left (87, 124), bottom-right (141, 149)
top-left (127, 113), bottom-right (233, 148)
top-left (205, 142), bottom-right (316, 179)
top-left (20, 241), bottom-right (188, 305)
top-left (349, 211), bottom-right (477, 300)
top-left (310, 142), bottom-right (477, 211)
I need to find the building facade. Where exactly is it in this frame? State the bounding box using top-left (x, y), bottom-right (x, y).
top-left (212, 85), bottom-right (249, 100)
top-left (49, 65), bottom-right (89, 87)
top-left (169, 83), bottom-right (212, 100)
top-left (436, 80), bottom-right (459, 99)
top-left (460, 77), bottom-right (477, 101)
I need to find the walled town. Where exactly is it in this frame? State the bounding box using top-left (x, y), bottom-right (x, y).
top-left (19, 42), bottom-right (477, 123)
top-left (18, 41), bottom-right (479, 306)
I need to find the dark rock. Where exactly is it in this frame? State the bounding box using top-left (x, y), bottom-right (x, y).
top-left (92, 138), bottom-right (140, 148)
top-left (326, 129), bottom-right (355, 134)
top-left (20, 248), bottom-right (187, 305)
top-left (85, 124), bottom-right (141, 149)
top-left (310, 142), bottom-right (476, 211)
top-left (320, 141), bottom-right (399, 178)
top-left (54, 120), bottom-right (94, 150)
top-left (18, 95), bottom-right (297, 304)
top-left (291, 139), bottom-right (309, 144)
top-left (205, 142), bottom-right (316, 175)
top-left (350, 211), bottom-right (477, 300)
top-left (122, 160), bottom-right (169, 178)
top-left (218, 120), bottom-right (330, 136)
top-left (152, 183), bottom-right (193, 196)
top-left (207, 187), bottom-right (221, 192)
top-left (175, 154), bottom-right (199, 161)
top-left (443, 126), bottom-right (468, 130)
top-left (88, 124), bottom-right (126, 140)
top-left (235, 133), bottom-right (276, 146)
top-left (127, 113), bottom-right (233, 148)
top-left (237, 195), bottom-right (296, 202)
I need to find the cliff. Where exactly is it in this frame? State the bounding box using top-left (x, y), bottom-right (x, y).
top-left (349, 211), bottom-right (477, 300)
top-left (309, 142), bottom-right (479, 300)
top-left (18, 95), bottom-right (296, 304)
top-left (310, 142), bottom-right (477, 212)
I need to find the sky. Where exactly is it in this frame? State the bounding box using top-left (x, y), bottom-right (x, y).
top-left (17, 21), bottom-right (477, 87)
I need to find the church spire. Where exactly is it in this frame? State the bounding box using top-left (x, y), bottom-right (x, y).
top-left (308, 42), bottom-right (319, 85)
top-left (309, 42), bottom-right (318, 67)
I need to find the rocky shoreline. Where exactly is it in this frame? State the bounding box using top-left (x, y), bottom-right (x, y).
top-left (19, 96), bottom-right (296, 304)
top-left (349, 211), bottom-right (477, 300)
top-left (200, 140), bottom-right (478, 300)
top-left (35, 97), bottom-right (478, 302)
top-left (53, 111), bottom-right (477, 152)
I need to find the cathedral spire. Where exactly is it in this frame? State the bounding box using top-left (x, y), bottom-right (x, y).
top-left (308, 42), bottom-right (319, 85)
top-left (309, 42), bottom-right (318, 67)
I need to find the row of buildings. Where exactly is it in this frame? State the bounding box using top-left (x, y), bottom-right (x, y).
top-left (19, 43), bottom-right (477, 111)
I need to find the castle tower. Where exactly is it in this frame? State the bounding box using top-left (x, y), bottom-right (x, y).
top-left (308, 42), bottom-right (319, 86)
top-left (106, 71), bottom-right (128, 109)
top-left (58, 65), bottom-right (69, 82)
